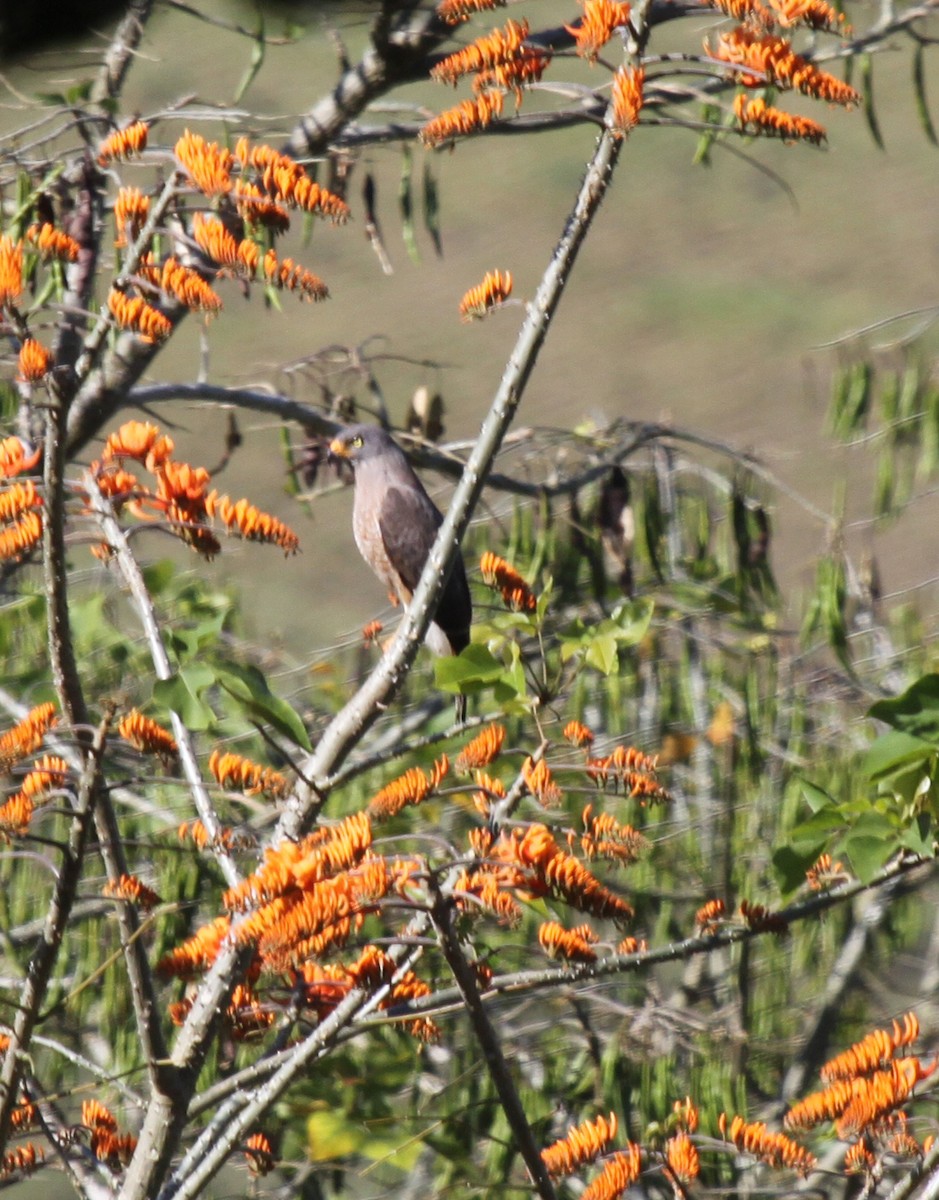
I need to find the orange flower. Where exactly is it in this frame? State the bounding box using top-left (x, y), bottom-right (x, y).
top-left (734, 93), bottom-right (827, 144)
top-left (479, 549), bottom-right (536, 608)
top-left (459, 269), bottom-right (513, 321)
top-left (204, 490), bottom-right (300, 552)
top-left (174, 129), bottom-right (233, 196)
top-left (0, 481), bottom-right (43, 525)
top-left (17, 339), bottom-right (52, 383)
top-left (362, 618), bottom-right (383, 645)
top-left (0, 791), bottom-right (33, 835)
top-left (178, 819), bottom-right (253, 852)
top-left (0, 1143), bottom-right (44, 1177)
top-left (107, 288), bottom-right (173, 342)
top-left (118, 709), bottom-right (178, 759)
top-left (233, 181), bottom-right (291, 233)
top-left (709, 28), bottom-right (860, 104)
top-left (768, 0), bottom-right (849, 31)
top-left (260, 250), bottom-right (328, 301)
top-left (538, 919), bottom-right (598, 962)
top-left (665, 1130), bottom-right (700, 1182)
top-left (586, 745), bottom-right (668, 802)
top-left (97, 119), bottom-right (149, 164)
top-left (821, 1012), bottom-right (920, 1083)
top-left (694, 897), bottom-right (726, 934)
top-left (576, 802), bottom-right (648, 863)
top-left (18, 754), bottom-right (69, 802)
top-left (432, 18), bottom-right (530, 84)
top-left (102, 872), bottom-right (161, 910)
top-left (0, 510), bottom-right (42, 562)
top-left (580, 1146), bottom-right (642, 1200)
top-left (437, 0), bottom-right (507, 25)
top-left (0, 235), bottom-right (23, 309)
top-left (103, 420), bottom-right (174, 467)
top-left (672, 1096), bottom-right (699, 1132)
top-left (455, 722), bottom-right (506, 771)
top-left (720, 1113), bottom-right (816, 1173)
top-left (26, 221), bottom-right (80, 262)
top-left (244, 1132), bottom-right (275, 1176)
top-left (566, 0), bottom-right (632, 63)
top-left (564, 720), bottom-right (595, 748)
top-left (0, 436), bottom-right (41, 478)
top-left (738, 898), bottom-right (788, 934)
top-left (420, 91), bottom-right (505, 146)
top-left (471, 769), bottom-right (505, 816)
top-left (233, 138), bottom-right (350, 221)
top-left (152, 256), bottom-right (222, 313)
top-left (82, 1099), bottom-right (117, 1131)
top-left (368, 755), bottom-right (449, 819)
top-left (610, 64), bottom-right (644, 137)
top-left (191, 212), bottom-right (241, 268)
top-left (209, 748), bottom-right (289, 799)
top-left (805, 851), bottom-right (848, 890)
top-left (542, 1111), bottom-right (618, 1176)
top-left (523, 755), bottom-right (563, 806)
top-left (703, 0), bottom-right (773, 26)
top-left (472, 45), bottom-right (552, 105)
top-left (113, 186), bottom-right (150, 247)
top-left (0, 703), bottom-right (56, 769)
top-left (157, 913), bottom-right (232, 977)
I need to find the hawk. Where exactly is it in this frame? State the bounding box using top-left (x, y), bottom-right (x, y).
top-left (328, 425), bottom-right (472, 664)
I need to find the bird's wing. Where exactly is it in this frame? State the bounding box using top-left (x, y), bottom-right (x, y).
top-left (377, 484), bottom-right (442, 597)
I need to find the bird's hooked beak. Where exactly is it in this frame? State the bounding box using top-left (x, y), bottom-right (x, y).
top-left (326, 436), bottom-right (349, 465)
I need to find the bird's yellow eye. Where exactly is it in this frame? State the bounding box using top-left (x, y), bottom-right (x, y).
top-left (351, 435), bottom-right (364, 448)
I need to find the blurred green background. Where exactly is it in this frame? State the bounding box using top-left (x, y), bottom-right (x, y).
top-left (2, 0), bottom-right (938, 652)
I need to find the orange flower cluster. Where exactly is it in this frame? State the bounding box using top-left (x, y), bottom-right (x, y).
top-left (93, 419), bottom-right (300, 557)
top-left (665, 1130), bottom-right (700, 1183)
top-left (0, 703), bottom-right (56, 769)
top-left (26, 221), bottom-right (80, 262)
top-left (479, 549), bottom-right (535, 608)
top-left (768, 0), bottom-right (848, 31)
top-left (0, 508), bottom-right (42, 563)
top-left (459, 268), bottom-right (514, 321)
top-left (108, 288), bottom-right (173, 343)
top-left (805, 851), bottom-right (847, 890)
top-left (140, 254), bottom-right (222, 313)
top-left (586, 745), bottom-right (669, 803)
top-left (157, 914), bottom-right (232, 978)
top-left (17, 339), bottom-right (52, 383)
top-left (787, 1057), bottom-right (936, 1140)
top-left (719, 1113), bottom-right (816, 1173)
top-left (368, 755), bottom-right (449, 819)
top-left (102, 873), bottom-right (161, 910)
top-left (244, 1132), bottom-right (275, 1175)
top-left (739, 898), bottom-right (788, 934)
top-left (233, 138), bottom-right (350, 221)
top-left (492, 823), bottom-right (634, 922)
top-left (821, 1012), bottom-right (920, 1082)
top-left (538, 919), bottom-right (598, 962)
top-left (0, 752), bottom-right (68, 833)
top-left (82, 1099), bottom-right (137, 1168)
top-left (432, 18), bottom-right (530, 85)
top-left (694, 897), bottom-right (726, 934)
top-left (421, 91), bottom-right (505, 146)
top-left (734, 94), bottom-right (827, 143)
top-left (0, 436), bottom-right (40, 478)
top-left (97, 119), bottom-right (149, 164)
top-left (170, 980), bottom-right (274, 1038)
top-left (564, 720), bottom-right (595, 748)
top-left (118, 709), bottom-right (178, 760)
top-left (113, 186), bottom-right (150, 248)
top-left (361, 618), bottom-right (383, 645)
top-left (295, 946), bottom-right (437, 1039)
top-left (260, 248), bottom-right (329, 301)
top-left (470, 769), bottom-right (506, 817)
top-left (580, 1145), bottom-right (642, 1200)
top-left (0, 791), bottom-right (32, 835)
top-left (9, 1101), bottom-right (35, 1130)
top-left (523, 756), bottom-right (563, 806)
top-left (706, 0), bottom-right (773, 25)
top-left (672, 1096), bottom-right (700, 1131)
top-left (0, 480), bottom-right (43, 525)
top-left (542, 1111), bottom-right (618, 1176)
top-left (709, 28), bottom-right (861, 103)
top-left (0, 235), bottom-right (23, 309)
top-left (575, 803), bottom-right (648, 863)
top-left (233, 181), bottom-right (291, 233)
top-left (178, 819), bottom-right (254, 852)
top-left (437, 0), bottom-right (505, 22)
top-left (174, 129), bottom-right (233, 195)
top-left (610, 65), bottom-right (644, 137)
top-left (473, 45), bottom-right (552, 105)
top-left (456, 858), bottom-right (523, 926)
top-left (209, 748), bottom-right (289, 799)
top-left (455, 722), bottom-right (506, 771)
top-left (566, 0), bottom-right (632, 62)
top-left (0, 1143), bottom-right (44, 1177)
top-left (191, 212), bottom-right (240, 268)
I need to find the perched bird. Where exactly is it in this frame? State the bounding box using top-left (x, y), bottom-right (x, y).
top-left (328, 423), bottom-right (472, 671)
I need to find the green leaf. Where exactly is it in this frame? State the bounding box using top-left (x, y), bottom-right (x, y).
top-left (773, 843), bottom-right (826, 895)
top-left (868, 674), bottom-right (939, 743)
top-left (142, 559), bottom-right (177, 596)
top-left (839, 834), bottom-right (891, 883)
top-left (863, 729), bottom-right (935, 781)
top-left (153, 665), bottom-right (216, 731)
top-left (913, 44), bottom-right (938, 147)
top-left (435, 643), bottom-right (506, 695)
top-left (798, 778), bottom-right (837, 814)
top-left (65, 79), bottom-right (93, 104)
top-left (900, 812), bottom-right (935, 857)
top-left (861, 53), bottom-right (885, 150)
top-left (610, 596), bottom-right (654, 644)
top-left (585, 631), bottom-right (618, 675)
top-left (213, 660), bottom-right (312, 750)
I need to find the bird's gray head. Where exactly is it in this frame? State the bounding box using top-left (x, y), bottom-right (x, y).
top-left (327, 424), bottom-right (399, 469)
